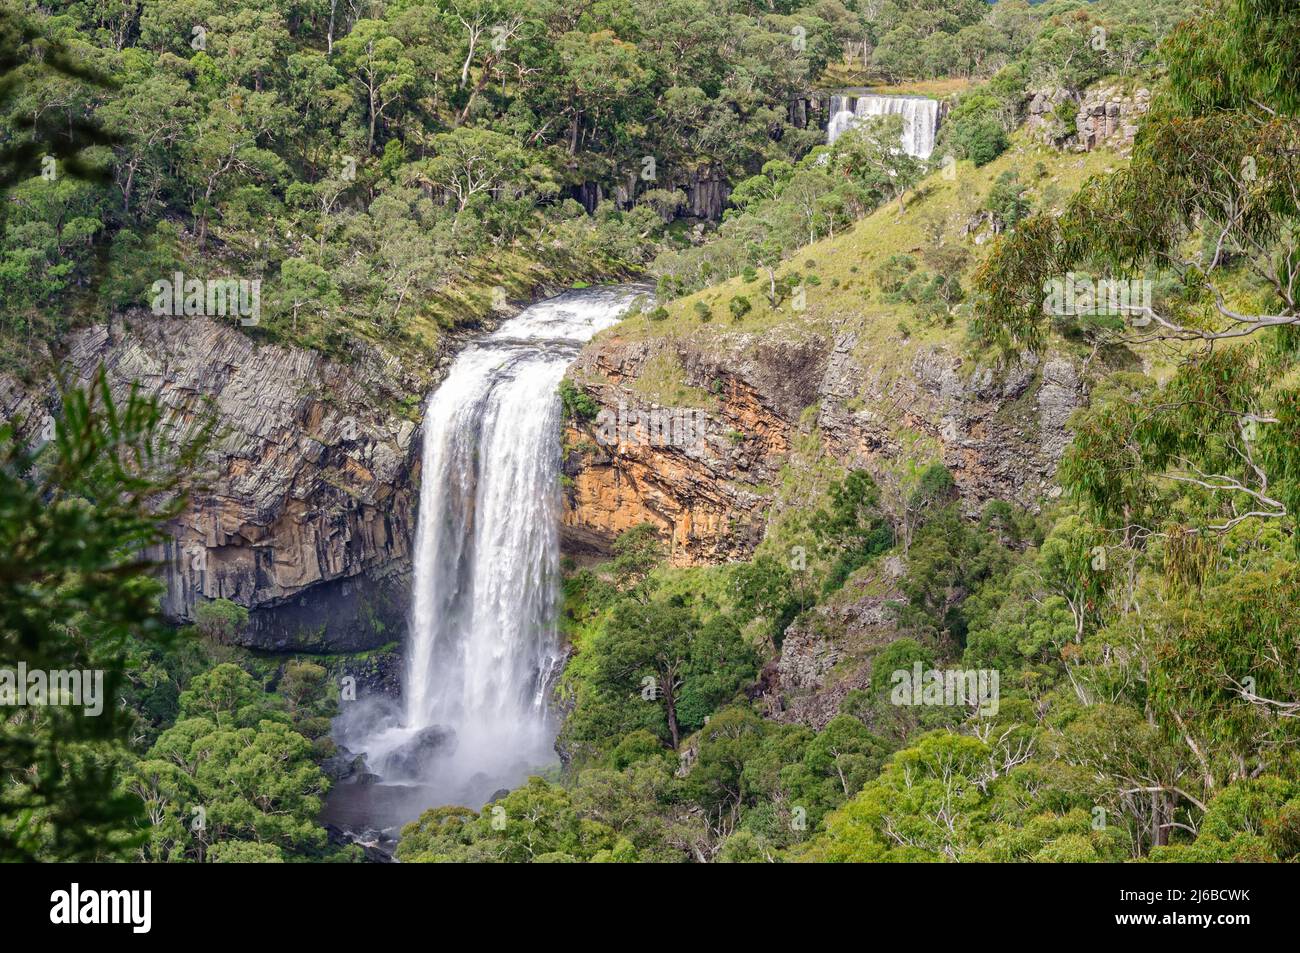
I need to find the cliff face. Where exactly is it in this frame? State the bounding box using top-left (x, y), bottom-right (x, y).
top-left (561, 327), bottom-right (1082, 566)
top-left (0, 315), bottom-right (440, 652)
top-left (1027, 83), bottom-right (1151, 155)
top-left (760, 561), bottom-right (906, 729)
top-left (561, 323), bottom-right (1085, 728)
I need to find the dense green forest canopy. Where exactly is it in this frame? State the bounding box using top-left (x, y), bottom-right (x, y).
top-left (2, 0), bottom-right (1186, 368)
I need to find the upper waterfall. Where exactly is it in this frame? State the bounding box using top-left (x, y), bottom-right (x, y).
top-left (826, 93), bottom-right (940, 159)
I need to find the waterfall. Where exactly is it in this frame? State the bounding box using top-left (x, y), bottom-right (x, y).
top-left (340, 286), bottom-right (640, 812)
top-left (827, 93), bottom-right (939, 159)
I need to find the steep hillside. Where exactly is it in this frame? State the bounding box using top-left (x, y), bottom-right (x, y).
top-left (561, 135), bottom-right (1123, 564)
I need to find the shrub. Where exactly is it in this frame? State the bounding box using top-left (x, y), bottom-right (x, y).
top-left (194, 599), bottom-right (249, 644)
top-left (942, 95), bottom-right (1009, 166)
top-left (559, 378), bottom-right (600, 423)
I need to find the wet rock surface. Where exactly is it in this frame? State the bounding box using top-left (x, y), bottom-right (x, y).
top-left (381, 725), bottom-right (458, 779)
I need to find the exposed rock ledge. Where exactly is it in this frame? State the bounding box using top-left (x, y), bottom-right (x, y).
top-left (0, 315), bottom-right (448, 652)
top-left (760, 562), bottom-right (907, 730)
top-left (1027, 82), bottom-right (1151, 155)
top-left (561, 328), bottom-right (1083, 565)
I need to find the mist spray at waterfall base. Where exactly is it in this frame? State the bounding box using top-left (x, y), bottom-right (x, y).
top-left (323, 286), bottom-right (641, 836)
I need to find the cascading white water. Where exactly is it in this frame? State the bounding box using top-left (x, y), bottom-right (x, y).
top-left (343, 286), bottom-right (640, 812)
top-left (826, 93), bottom-right (939, 159)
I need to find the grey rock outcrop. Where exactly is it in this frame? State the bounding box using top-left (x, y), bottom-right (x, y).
top-left (1027, 83), bottom-right (1151, 155)
top-left (1, 315), bottom-right (435, 652)
top-left (762, 569), bottom-right (906, 729)
top-left (1073, 84), bottom-right (1150, 153)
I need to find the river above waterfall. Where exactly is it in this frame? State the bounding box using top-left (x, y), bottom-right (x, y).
top-left (322, 285), bottom-right (645, 842)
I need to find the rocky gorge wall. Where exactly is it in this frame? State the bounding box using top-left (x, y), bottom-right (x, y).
top-left (560, 325), bottom-right (1088, 728)
top-left (2, 300), bottom-right (1083, 664)
top-left (0, 314), bottom-right (448, 653)
top-left (560, 328), bottom-right (1083, 567)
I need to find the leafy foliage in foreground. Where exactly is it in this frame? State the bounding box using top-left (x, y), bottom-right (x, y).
top-left (0, 374), bottom-right (351, 862)
top-left (0, 371), bottom-right (209, 860)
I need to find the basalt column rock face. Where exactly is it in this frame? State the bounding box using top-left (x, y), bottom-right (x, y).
top-left (0, 315), bottom-right (434, 652)
top-left (561, 328), bottom-right (1084, 566)
top-left (1072, 83), bottom-right (1150, 154)
top-left (1027, 83), bottom-right (1151, 155)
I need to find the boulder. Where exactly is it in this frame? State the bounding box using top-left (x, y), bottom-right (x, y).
top-left (380, 725), bottom-right (458, 779)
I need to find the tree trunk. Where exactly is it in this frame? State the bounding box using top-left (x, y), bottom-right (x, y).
top-left (367, 88), bottom-right (377, 151)
top-left (457, 69), bottom-right (492, 126)
top-left (567, 103), bottom-right (580, 157)
top-left (121, 160), bottom-right (137, 216)
top-left (664, 678), bottom-right (680, 749)
top-left (459, 30), bottom-right (478, 90)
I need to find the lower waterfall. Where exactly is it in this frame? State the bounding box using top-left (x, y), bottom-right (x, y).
top-left (328, 286), bottom-right (641, 829)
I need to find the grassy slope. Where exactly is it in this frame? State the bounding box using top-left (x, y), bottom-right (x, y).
top-left (608, 131), bottom-right (1122, 370)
